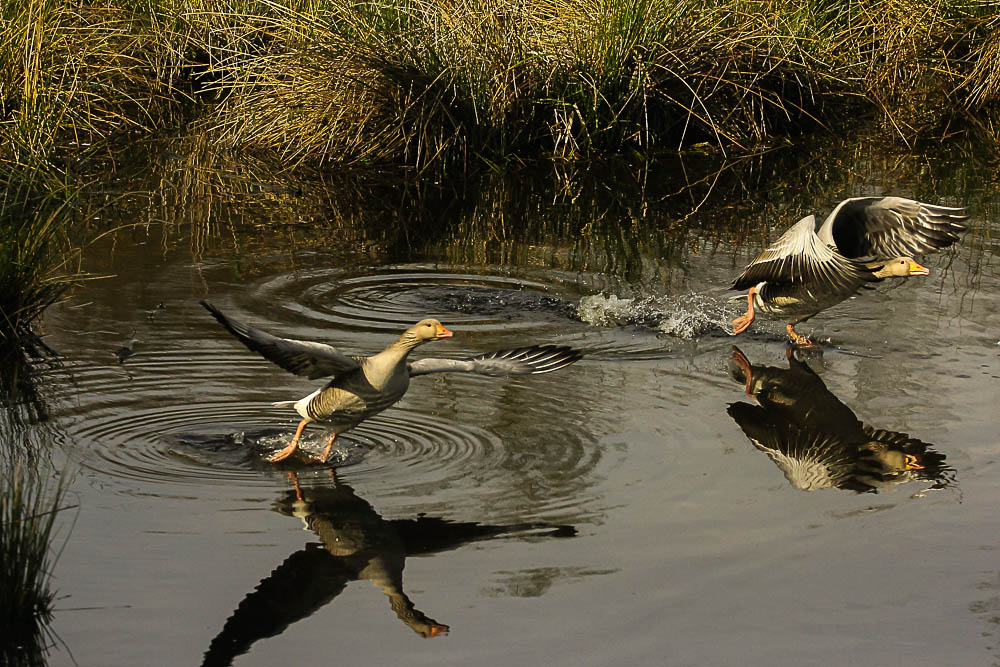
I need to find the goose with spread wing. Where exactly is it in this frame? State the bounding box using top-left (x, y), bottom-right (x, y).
top-left (730, 196), bottom-right (967, 345)
top-left (200, 301), bottom-right (581, 463)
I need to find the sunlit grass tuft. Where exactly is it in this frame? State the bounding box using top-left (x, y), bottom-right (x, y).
top-left (1, 0), bottom-right (998, 171)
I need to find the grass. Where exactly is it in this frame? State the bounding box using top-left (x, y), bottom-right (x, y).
top-left (1, 0), bottom-right (998, 173)
top-left (0, 157), bottom-right (83, 352)
top-left (0, 459), bottom-right (73, 665)
top-left (0, 156), bottom-right (83, 427)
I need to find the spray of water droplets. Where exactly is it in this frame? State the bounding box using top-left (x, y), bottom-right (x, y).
top-left (576, 291), bottom-right (739, 339)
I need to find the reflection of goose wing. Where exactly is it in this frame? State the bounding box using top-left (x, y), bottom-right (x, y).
top-left (201, 545), bottom-right (350, 667)
top-left (408, 345), bottom-right (581, 377)
top-left (201, 301), bottom-right (360, 380)
top-left (817, 197), bottom-right (967, 260)
top-left (731, 215), bottom-right (875, 293)
top-left (393, 516), bottom-right (576, 555)
top-left (727, 403), bottom-right (858, 491)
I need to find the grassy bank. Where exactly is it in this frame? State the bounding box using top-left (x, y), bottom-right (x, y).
top-left (2, 0), bottom-right (998, 172)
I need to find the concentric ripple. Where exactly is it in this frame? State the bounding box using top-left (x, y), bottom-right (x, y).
top-left (38, 264), bottom-right (609, 521)
top-left (61, 396), bottom-right (511, 494)
top-left (249, 265), bottom-right (584, 334)
top-left (41, 351), bottom-right (605, 517)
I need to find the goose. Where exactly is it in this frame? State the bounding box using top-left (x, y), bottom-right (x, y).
top-left (727, 346), bottom-right (947, 493)
top-left (200, 301), bottom-right (581, 463)
top-left (730, 196), bottom-right (967, 345)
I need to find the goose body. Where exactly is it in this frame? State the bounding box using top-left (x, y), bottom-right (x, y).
top-left (200, 301), bottom-right (581, 462)
top-left (730, 196), bottom-right (967, 345)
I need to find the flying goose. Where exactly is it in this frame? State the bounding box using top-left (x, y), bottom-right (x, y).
top-left (730, 196), bottom-right (967, 345)
top-left (200, 301), bottom-right (581, 463)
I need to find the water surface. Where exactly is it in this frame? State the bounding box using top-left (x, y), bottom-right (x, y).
top-left (27, 136), bottom-right (1000, 665)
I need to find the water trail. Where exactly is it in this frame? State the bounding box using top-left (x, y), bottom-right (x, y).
top-left (576, 291), bottom-right (738, 339)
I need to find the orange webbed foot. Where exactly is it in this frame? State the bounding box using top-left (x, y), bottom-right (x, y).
top-left (267, 441), bottom-right (300, 462)
top-left (267, 418), bottom-right (310, 463)
top-left (732, 314), bottom-right (754, 335)
top-left (785, 324), bottom-right (818, 348)
top-left (731, 288), bottom-right (756, 335)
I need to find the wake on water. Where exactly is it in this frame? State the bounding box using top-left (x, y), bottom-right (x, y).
top-left (576, 291), bottom-right (740, 339)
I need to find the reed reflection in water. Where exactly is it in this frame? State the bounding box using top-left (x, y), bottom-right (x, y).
top-left (726, 346), bottom-right (952, 494)
top-left (201, 472), bottom-right (575, 666)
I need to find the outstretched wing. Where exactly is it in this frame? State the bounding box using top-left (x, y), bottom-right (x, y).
top-left (408, 345), bottom-right (581, 377)
top-left (817, 196), bottom-right (967, 259)
top-left (200, 301), bottom-right (360, 379)
top-left (731, 215), bottom-right (873, 292)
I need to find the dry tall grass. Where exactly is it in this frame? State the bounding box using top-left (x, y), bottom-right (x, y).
top-left (1, 0), bottom-right (998, 169)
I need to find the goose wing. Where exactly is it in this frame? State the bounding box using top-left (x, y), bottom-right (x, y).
top-left (201, 301), bottom-right (361, 379)
top-left (731, 215), bottom-right (873, 291)
top-left (408, 345), bottom-right (581, 377)
top-left (817, 196), bottom-right (967, 259)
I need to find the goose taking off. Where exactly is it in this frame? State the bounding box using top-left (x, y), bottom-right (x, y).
top-left (200, 301), bottom-right (581, 463)
top-left (730, 196), bottom-right (967, 345)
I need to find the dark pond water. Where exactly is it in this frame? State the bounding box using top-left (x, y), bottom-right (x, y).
top-left (24, 134), bottom-right (1000, 665)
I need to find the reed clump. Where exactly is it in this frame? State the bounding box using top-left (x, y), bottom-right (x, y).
top-left (0, 461), bottom-right (72, 665)
top-left (1, 0), bottom-right (998, 170)
top-left (0, 161), bottom-right (81, 345)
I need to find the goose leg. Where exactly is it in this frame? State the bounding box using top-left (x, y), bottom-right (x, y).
top-left (785, 323), bottom-right (817, 347)
top-left (729, 347), bottom-right (754, 397)
top-left (318, 431), bottom-right (338, 463)
top-left (268, 418), bottom-right (311, 462)
top-left (731, 287), bottom-right (756, 335)
top-left (287, 471), bottom-right (304, 501)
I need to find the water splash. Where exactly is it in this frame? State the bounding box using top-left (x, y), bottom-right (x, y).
top-left (576, 291), bottom-right (736, 339)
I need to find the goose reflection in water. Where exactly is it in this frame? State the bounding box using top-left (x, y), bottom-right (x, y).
top-left (726, 346), bottom-right (951, 494)
top-left (201, 473), bottom-right (575, 666)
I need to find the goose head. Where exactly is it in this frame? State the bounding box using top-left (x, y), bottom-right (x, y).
top-left (405, 319), bottom-right (454, 344)
top-left (874, 257), bottom-right (930, 278)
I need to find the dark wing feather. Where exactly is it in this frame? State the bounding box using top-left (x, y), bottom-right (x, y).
top-left (731, 215), bottom-right (874, 292)
top-left (408, 345), bottom-right (581, 377)
top-left (817, 196), bottom-right (967, 259)
top-left (200, 301), bottom-right (360, 379)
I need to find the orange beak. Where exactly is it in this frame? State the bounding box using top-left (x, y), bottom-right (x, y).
top-left (908, 261), bottom-right (930, 276)
top-left (435, 324), bottom-right (454, 339)
top-left (904, 454), bottom-right (925, 470)
top-left (428, 624), bottom-right (450, 637)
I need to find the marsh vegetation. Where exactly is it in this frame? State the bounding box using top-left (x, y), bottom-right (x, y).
top-left (2, 0), bottom-right (999, 175)
top-left (0, 3), bottom-right (997, 664)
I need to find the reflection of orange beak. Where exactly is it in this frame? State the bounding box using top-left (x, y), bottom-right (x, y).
top-left (435, 324), bottom-right (454, 339)
top-left (905, 454), bottom-right (925, 470)
top-left (428, 623), bottom-right (450, 637)
top-left (908, 261), bottom-right (930, 276)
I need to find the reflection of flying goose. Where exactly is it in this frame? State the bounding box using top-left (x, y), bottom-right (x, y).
top-left (727, 346), bottom-right (948, 493)
top-left (200, 474), bottom-right (575, 666)
top-left (731, 197), bottom-right (966, 345)
top-left (201, 301), bottom-right (581, 462)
